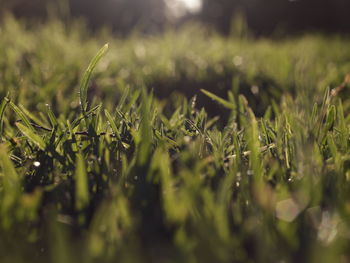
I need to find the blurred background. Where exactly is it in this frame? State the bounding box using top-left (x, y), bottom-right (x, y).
top-left (1, 0), bottom-right (350, 36)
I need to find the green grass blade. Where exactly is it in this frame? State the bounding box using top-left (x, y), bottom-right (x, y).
top-left (116, 86), bottom-right (129, 110)
top-left (104, 109), bottom-right (121, 140)
top-left (200, 89), bottom-right (235, 110)
top-left (337, 100), bottom-right (347, 150)
top-left (0, 144), bottom-right (20, 219)
top-left (246, 109), bottom-right (262, 179)
top-left (19, 104), bottom-right (48, 128)
top-left (310, 102), bottom-right (318, 124)
top-left (138, 90), bottom-right (153, 165)
top-left (46, 104), bottom-right (59, 129)
top-left (71, 104), bottom-right (102, 129)
top-left (321, 87), bottom-right (330, 111)
top-left (9, 101), bottom-right (34, 132)
top-left (80, 43), bottom-right (109, 113)
top-left (325, 105), bottom-right (336, 131)
top-left (0, 98), bottom-right (9, 139)
top-left (16, 122), bottom-right (46, 151)
top-left (75, 153), bottom-right (89, 211)
top-left (0, 144), bottom-right (20, 191)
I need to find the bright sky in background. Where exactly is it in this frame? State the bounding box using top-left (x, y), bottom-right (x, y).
top-left (165, 0), bottom-right (203, 17)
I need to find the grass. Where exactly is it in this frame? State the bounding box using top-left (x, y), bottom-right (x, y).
top-left (0, 15), bottom-right (350, 262)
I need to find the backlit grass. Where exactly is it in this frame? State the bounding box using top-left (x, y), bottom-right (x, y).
top-left (0, 16), bottom-right (350, 263)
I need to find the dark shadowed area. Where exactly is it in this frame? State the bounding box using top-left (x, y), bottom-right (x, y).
top-left (2, 0), bottom-right (350, 35)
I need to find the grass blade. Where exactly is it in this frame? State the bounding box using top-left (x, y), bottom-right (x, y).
top-left (104, 109), bottom-right (121, 140)
top-left (325, 105), bottom-right (336, 131)
top-left (9, 101), bottom-right (34, 132)
top-left (0, 144), bottom-right (20, 191)
top-left (75, 153), bottom-right (89, 211)
top-left (337, 100), bottom-right (347, 150)
top-left (201, 89), bottom-right (235, 110)
top-left (0, 98), bottom-right (9, 139)
top-left (16, 122), bottom-right (46, 151)
top-left (46, 104), bottom-right (60, 131)
top-left (137, 90), bottom-right (153, 165)
top-left (19, 104), bottom-right (48, 128)
top-left (0, 144), bottom-right (20, 221)
top-left (80, 43), bottom-right (109, 113)
top-left (71, 104), bottom-right (102, 129)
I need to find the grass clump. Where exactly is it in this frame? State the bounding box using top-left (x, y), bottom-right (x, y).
top-left (0, 17), bottom-right (350, 263)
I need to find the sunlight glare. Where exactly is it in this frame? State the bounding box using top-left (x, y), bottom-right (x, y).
top-left (166, 0), bottom-right (202, 18)
top-left (180, 0), bottom-right (202, 13)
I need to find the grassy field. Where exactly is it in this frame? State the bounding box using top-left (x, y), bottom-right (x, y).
top-left (0, 15), bottom-right (350, 262)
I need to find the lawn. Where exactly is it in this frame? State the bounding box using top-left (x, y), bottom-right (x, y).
top-left (0, 15), bottom-right (350, 262)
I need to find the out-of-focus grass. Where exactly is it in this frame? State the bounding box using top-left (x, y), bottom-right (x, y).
top-left (1, 15), bottom-right (350, 115)
top-left (0, 15), bottom-right (350, 263)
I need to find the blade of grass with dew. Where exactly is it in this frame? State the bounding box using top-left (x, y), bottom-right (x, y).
top-left (16, 122), bottom-right (46, 151)
top-left (80, 43), bottom-right (109, 113)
